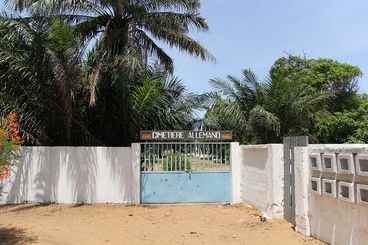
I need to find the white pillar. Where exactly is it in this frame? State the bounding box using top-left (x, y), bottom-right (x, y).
top-left (131, 143), bottom-right (141, 205)
top-left (294, 146), bottom-right (311, 236)
top-left (266, 144), bottom-right (284, 219)
top-left (231, 142), bottom-right (242, 204)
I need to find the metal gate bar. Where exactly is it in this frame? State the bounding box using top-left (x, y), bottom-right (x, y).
top-left (141, 142), bottom-right (230, 172)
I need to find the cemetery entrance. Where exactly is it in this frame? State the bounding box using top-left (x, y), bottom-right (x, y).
top-left (140, 131), bottom-right (232, 203)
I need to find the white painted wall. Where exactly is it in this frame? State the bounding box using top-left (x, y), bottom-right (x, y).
top-left (231, 142), bottom-right (242, 204)
top-left (7, 142), bottom-right (367, 245)
top-left (294, 147), bottom-right (311, 236)
top-left (309, 193), bottom-right (368, 245)
top-left (294, 145), bottom-right (368, 245)
top-left (239, 144), bottom-right (284, 218)
top-left (0, 145), bottom-right (141, 205)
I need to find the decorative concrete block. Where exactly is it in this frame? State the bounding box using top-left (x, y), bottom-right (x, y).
top-left (322, 178), bottom-right (337, 198)
top-left (337, 181), bottom-right (355, 203)
top-left (310, 177), bottom-right (321, 195)
top-left (309, 153), bottom-right (321, 171)
top-left (356, 155), bottom-right (368, 177)
top-left (337, 154), bottom-right (355, 175)
top-left (322, 153), bottom-right (337, 173)
top-left (357, 183), bottom-right (368, 205)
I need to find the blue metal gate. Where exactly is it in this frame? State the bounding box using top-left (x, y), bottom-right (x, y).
top-left (141, 142), bottom-right (231, 203)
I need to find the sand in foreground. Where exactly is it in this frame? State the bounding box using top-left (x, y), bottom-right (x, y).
top-left (0, 204), bottom-right (324, 245)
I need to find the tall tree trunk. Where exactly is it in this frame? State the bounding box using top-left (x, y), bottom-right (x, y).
top-left (61, 78), bottom-right (73, 145)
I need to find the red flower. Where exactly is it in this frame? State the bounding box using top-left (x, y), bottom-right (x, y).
top-left (6, 113), bottom-right (17, 121)
top-left (0, 113), bottom-right (24, 180)
top-left (0, 129), bottom-right (9, 139)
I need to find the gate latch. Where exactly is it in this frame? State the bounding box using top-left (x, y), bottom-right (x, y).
top-left (186, 170), bottom-right (191, 180)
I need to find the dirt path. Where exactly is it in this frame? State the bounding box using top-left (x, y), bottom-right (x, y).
top-left (0, 204), bottom-right (323, 245)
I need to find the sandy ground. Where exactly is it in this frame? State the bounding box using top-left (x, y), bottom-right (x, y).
top-left (0, 204), bottom-right (324, 245)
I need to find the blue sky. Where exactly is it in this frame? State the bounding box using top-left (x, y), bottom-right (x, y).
top-left (2, 0), bottom-right (368, 94)
top-left (165, 0), bottom-right (368, 94)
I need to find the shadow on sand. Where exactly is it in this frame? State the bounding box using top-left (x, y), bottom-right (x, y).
top-left (0, 203), bottom-right (52, 213)
top-left (0, 227), bottom-right (37, 245)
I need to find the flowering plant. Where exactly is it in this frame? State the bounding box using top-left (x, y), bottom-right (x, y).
top-left (0, 113), bottom-right (24, 180)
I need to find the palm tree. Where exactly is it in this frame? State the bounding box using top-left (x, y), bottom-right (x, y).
top-left (6, 0), bottom-right (214, 100)
top-left (5, 0), bottom-right (214, 146)
top-left (0, 14), bottom-right (201, 146)
top-left (206, 69), bottom-right (332, 143)
top-left (133, 76), bottom-right (198, 132)
top-left (0, 16), bottom-right (87, 145)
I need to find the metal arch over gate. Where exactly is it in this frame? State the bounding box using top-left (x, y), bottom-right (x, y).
top-left (140, 131), bottom-right (232, 204)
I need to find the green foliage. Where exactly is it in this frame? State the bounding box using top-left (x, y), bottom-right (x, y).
top-left (48, 21), bottom-right (79, 57)
top-left (314, 112), bottom-right (357, 143)
top-left (206, 69), bottom-right (332, 144)
top-left (0, 16), bottom-right (85, 145)
top-left (7, 0), bottom-right (214, 102)
top-left (0, 135), bottom-right (17, 173)
top-left (206, 54), bottom-right (364, 144)
top-left (0, 113), bottom-right (23, 180)
top-left (270, 55), bottom-right (362, 112)
top-left (162, 152), bottom-right (191, 171)
top-left (88, 74), bottom-right (200, 146)
top-left (0, 1), bottom-right (211, 146)
top-left (0, 3), bottom-right (366, 146)
top-left (315, 94), bottom-right (368, 143)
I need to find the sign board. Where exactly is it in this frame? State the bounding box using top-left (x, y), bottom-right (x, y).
top-left (140, 130), bottom-right (232, 141)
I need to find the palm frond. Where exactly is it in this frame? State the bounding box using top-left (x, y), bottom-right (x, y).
top-left (135, 29), bottom-right (174, 73)
top-left (142, 0), bottom-right (201, 12)
top-left (248, 105), bottom-right (281, 135)
top-left (145, 26), bottom-right (215, 62)
top-left (209, 78), bottom-right (238, 100)
top-left (145, 12), bottom-right (208, 33)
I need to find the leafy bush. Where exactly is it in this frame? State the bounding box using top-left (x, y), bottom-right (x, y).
top-left (162, 152), bottom-right (191, 171)
top-left (0, 113), bottom-right (23, 180)
top-left (315, 94), bottom-right (368, 143)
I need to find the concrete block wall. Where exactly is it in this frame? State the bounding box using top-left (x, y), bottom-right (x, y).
top-left (0, 145), bottom-right (141, 205)
top-left (294, 145), bottom-right (368, 245)
top-left (233, 144), bottom-right (284, 219)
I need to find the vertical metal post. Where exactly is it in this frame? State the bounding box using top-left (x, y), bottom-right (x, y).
top-left (152, 144), bottom-right (154, 171)
top-left (190, 143), bottom-right (192, 171)
top-left (161, 143), bottom-right (164, 171)
top-left (174, 143), bottom-right (177, 171)
top-left (207, 144), bottom-right (210, 170)
top-left (156, 144), bottom-right (159, 171)
top-left (204, 143), bottom-right (206, 171)
top-left (166, 143), bottom-right (168, 171)
top-left (224, 143), bottom-right (227, 169)
top-left (211, 144), bottom-right (214, 169)
top-left (143, 143), bottom-right (147, 171)
top-left (192, 143), bottom-right (195, 171)
top-left (191, 143), bottom-right (193, 171)
top-left (179, 144), bottom-right (182, 171)
top-left (216, 143), bottom-right (218, 170)
top-left (157, 144), bottom-right (160, 170)
top-left (283, 136), bottom-right (308, 225)
top-left (220, 143), bottom-right (223, 170)
top-left (184, 143), bottom-right (187, 172)
top-left (170, 143), bottom-right (173, 171)
top-left (153, 144), bottom-right (155, 171)
top-left (148, 143), bottom-right (151, 171)
top-left (203, 144), bottom-right (208, 170)
top-left (193, 143), bottom-right (196, 171)
top-left (197, 142), bottom-right (200, 171)
top-left (197, 143), bottom-right (199, 171)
